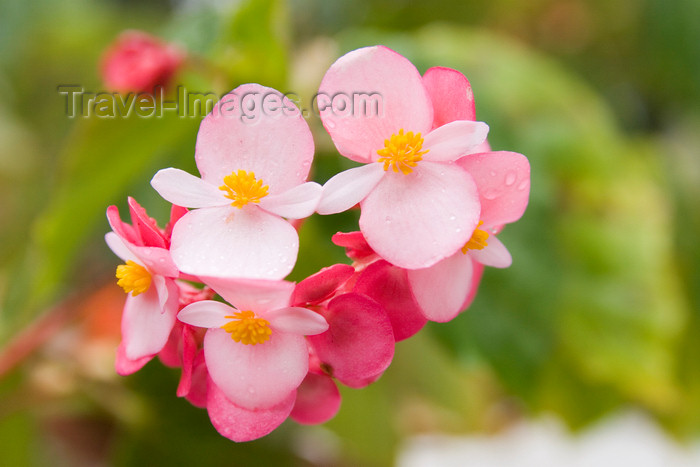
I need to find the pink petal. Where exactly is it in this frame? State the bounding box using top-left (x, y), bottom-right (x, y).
top-left (290, 372), bottom-right (341, 425)
top-left (175, 326), bottom-right (199, 397)
top-left (318, 45), bottom-right (433, 163)
top-left (195, 84), bottom-right (314, 193)
top-left (105, 232), bottom-right (179, 278)
top-left (317, 163), bottom-right (385, 215)
top-left (258, 181), bottom-right (322, 219)
top-left (457, 151), bottom-right (530, 227)
top-left (406, 252), bottom-right (473, 322)
top-left (201, 278), bottom-right (295, 314)
top-left (106, 205), bottom-right (140, 245)
top-left (122, 284), bottom-right (179, 360)
top-left (115, 342), bottom-right (152, 375)
top-left (292, 264), bottom-right (355, 306)
top-left (331, 231), bottom-right (376, 261)
top-left (178, 300), bottom-right (234, 329)
top-left (184, 352), bottom-right (208, 408)
top-left (169, 206), bottom-right (298, 280)
top-left (151, 168), bottom-right (226, 208)
top-left (359, 162), bottom-right (480, 269)
top-left (307, 293), bottom-right (394, 388)
top-left (469, 234), bottom-right (512, 268)
top-left (422, 121), bottom-right (489, 162)
top-left (353, 260), bottom-right (427, 341)
top-left (265, 307), bottom-right (328, 335)
top-left (207, 377), bottom-right (295, 442)
top-left (204, 328), bottom-right (308, 410)
top-left (423, 66), bottom-right (476, 127)
top-left (128, 197), bottom-right (167, 248)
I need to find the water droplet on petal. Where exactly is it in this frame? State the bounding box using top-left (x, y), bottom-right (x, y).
top-left (326, 121), bottom-right (336, 129)
top-left (505, 171), bottom-right (517, 186)
top-left (449, 215), bottom-right (456, 221)
top-left (385, 216), bottom-right (391, 224)
top-left (483, 189), bottom-right (499, 200)
top-left (518, 180), bottom-right (530, 191)
top-left (490, 170), bottom-right (497, 177)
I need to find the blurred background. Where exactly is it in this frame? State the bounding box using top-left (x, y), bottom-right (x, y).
top-left (1, 0), bottom-right (699, 465)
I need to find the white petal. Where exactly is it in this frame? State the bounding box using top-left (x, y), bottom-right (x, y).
top-left (151, 168), bottom-right (227, 208)
top-left (178, 300), bottom-right (235, 328)
top-left (105, 232), bottom-right (138, 263)
top-left (422, 120), bottom-right (489, 162)
top-left (258, 182), bottom-right (322, 219)
top-left (469, 234), bottom-right (512, 268)
top-left (317, 163), bottom-right (385, 215)
top-left (265, 307), bottom-right (328, 335)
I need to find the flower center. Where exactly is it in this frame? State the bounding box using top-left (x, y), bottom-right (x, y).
top-left (219, 170), bottom-right (269, 208)
top-left (116, 260), bottom-right (152, 296)
top-left (461, 221), bottom-right (489, 254)
top-left (376, 129), bottom-right (429, 175)
top-left (221, 310), bottom-right (272, 345)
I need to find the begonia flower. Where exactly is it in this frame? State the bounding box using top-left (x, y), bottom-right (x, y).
top-left (177, 279), bottom-right (328, 412)
top-left (105, 199), bottom-right (181, 372)
top-left (408, 150), bottom-right (530, 322)
top-left (316, 46), bottom-right (488, 269)
top-left (101, 30), bottom-right (184, 94)
top-left (151, 84), bottom-right (321, 280)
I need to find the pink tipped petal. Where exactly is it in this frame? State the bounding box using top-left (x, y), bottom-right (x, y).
top-left (170, 206), bottom-right (298, 279)
top-left (265, 307), bottom-right (328, 335)
top-left (290, 372), bottom-right (341, 425)
top-left (201, 278), bottom-right (295, 314)
top-left (317, 163), bottom-right (385, 215)
top-left (469, 235), bottom-right (512, 268)
top-left (105, 232), bottom-right (137, 263)
top-left (457, 151), bottom-right (530, 227)
top-left (318, 46), bottom-right (433, 163)
top-left (292, 264), bottom-right (355, 306)
top-left (422, 121), bottom-right (489, 162)
top-left (207, 378), bottom-right (295, 442)
top-left (178, 300), bottom-right (234, 328)
top-left (115, 342), bottom-right (151, 375)
top-left (360, 162), bottom-right (480, 269)
top-left (423, 66), bottom-right (476, 127)
top-left (407, 253), bottom-right (473, 322)
top-left (106, 205), bottom-right (139, 245)
top-left (258, 182), bottom-right (322, 219)
top-left (308, 293), bottom-right (394, 388)
top-left (204, 328), bottom-right (308, 410)
top-left (353, 260), bottom-right (427, 341)
top-left (128, 197), bottom-right (167, 248)
top-left (151, 168), bottom-right (226, 208)
top-left (195, 84), bottom-right (314, 192)
top-left (122, 285), bottom-right (179, 361)
top-left (462, 260), bottom-right (484, 311)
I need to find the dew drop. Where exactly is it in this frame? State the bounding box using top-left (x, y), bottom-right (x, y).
top-left (483, 189), bottom-right (499, 200)
top-left (385, 216), bottom-right (391, 224)
top-left (455, 228), bottom-right (462, 233)
top-left (248, 387), bottom-right (255, 394)
top-left (490, 170), bottom-right (497, 177)
top-left (505, 171), bottom-right (517, 186)
top-left (326, 121), bottom-right (336, 129)
top-left (449, 215), bottom-right (456, 221)
top-left (518, 180), bottom-right (529, 191)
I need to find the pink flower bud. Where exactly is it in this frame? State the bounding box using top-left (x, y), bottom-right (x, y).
top-left (100, 30), bottom-right (184, 94)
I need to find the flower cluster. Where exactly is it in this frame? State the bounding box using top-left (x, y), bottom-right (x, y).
top-left (105, 46), bottom-right (530, 441)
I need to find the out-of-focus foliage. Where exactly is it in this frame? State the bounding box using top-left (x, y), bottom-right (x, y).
top-left (1, 0), bottom-right (699, 465)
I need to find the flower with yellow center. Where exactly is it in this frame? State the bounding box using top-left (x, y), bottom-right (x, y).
top-left (461, 221), bottom-right (489, 254)
top-left (220, 310), bottom-right (272, 345)
top-left (219, 170), bottom-right (269, 208)
top-left (376, 129), bottom-right (429, 175)
top-left (116, 260), bottom-right (152, 296)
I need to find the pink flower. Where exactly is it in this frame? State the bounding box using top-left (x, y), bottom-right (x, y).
top-left (101, 30), bottom-right (184, 94)
top-left (105, 198), bottom-right (181, 371)
top-left (176, 279), bottom-right (328, 414)
top-left (151, 84), bottom-right (322, 280)
top-left (317, 46), bottom-right (489, 269)
top-left (407, 150), bottom-right (530, 322)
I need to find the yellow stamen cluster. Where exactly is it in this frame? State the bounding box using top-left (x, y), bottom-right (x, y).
top-left (376, 129), bottom-right (429, 175)
top-left (461, 221), bottom-right (489, 254)
top-left (219, 170), bottom-right (269, 208)
top-left (116, 260), bottom-right (152, 296)
top-left (221, 310), bottom-right (272, 345)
